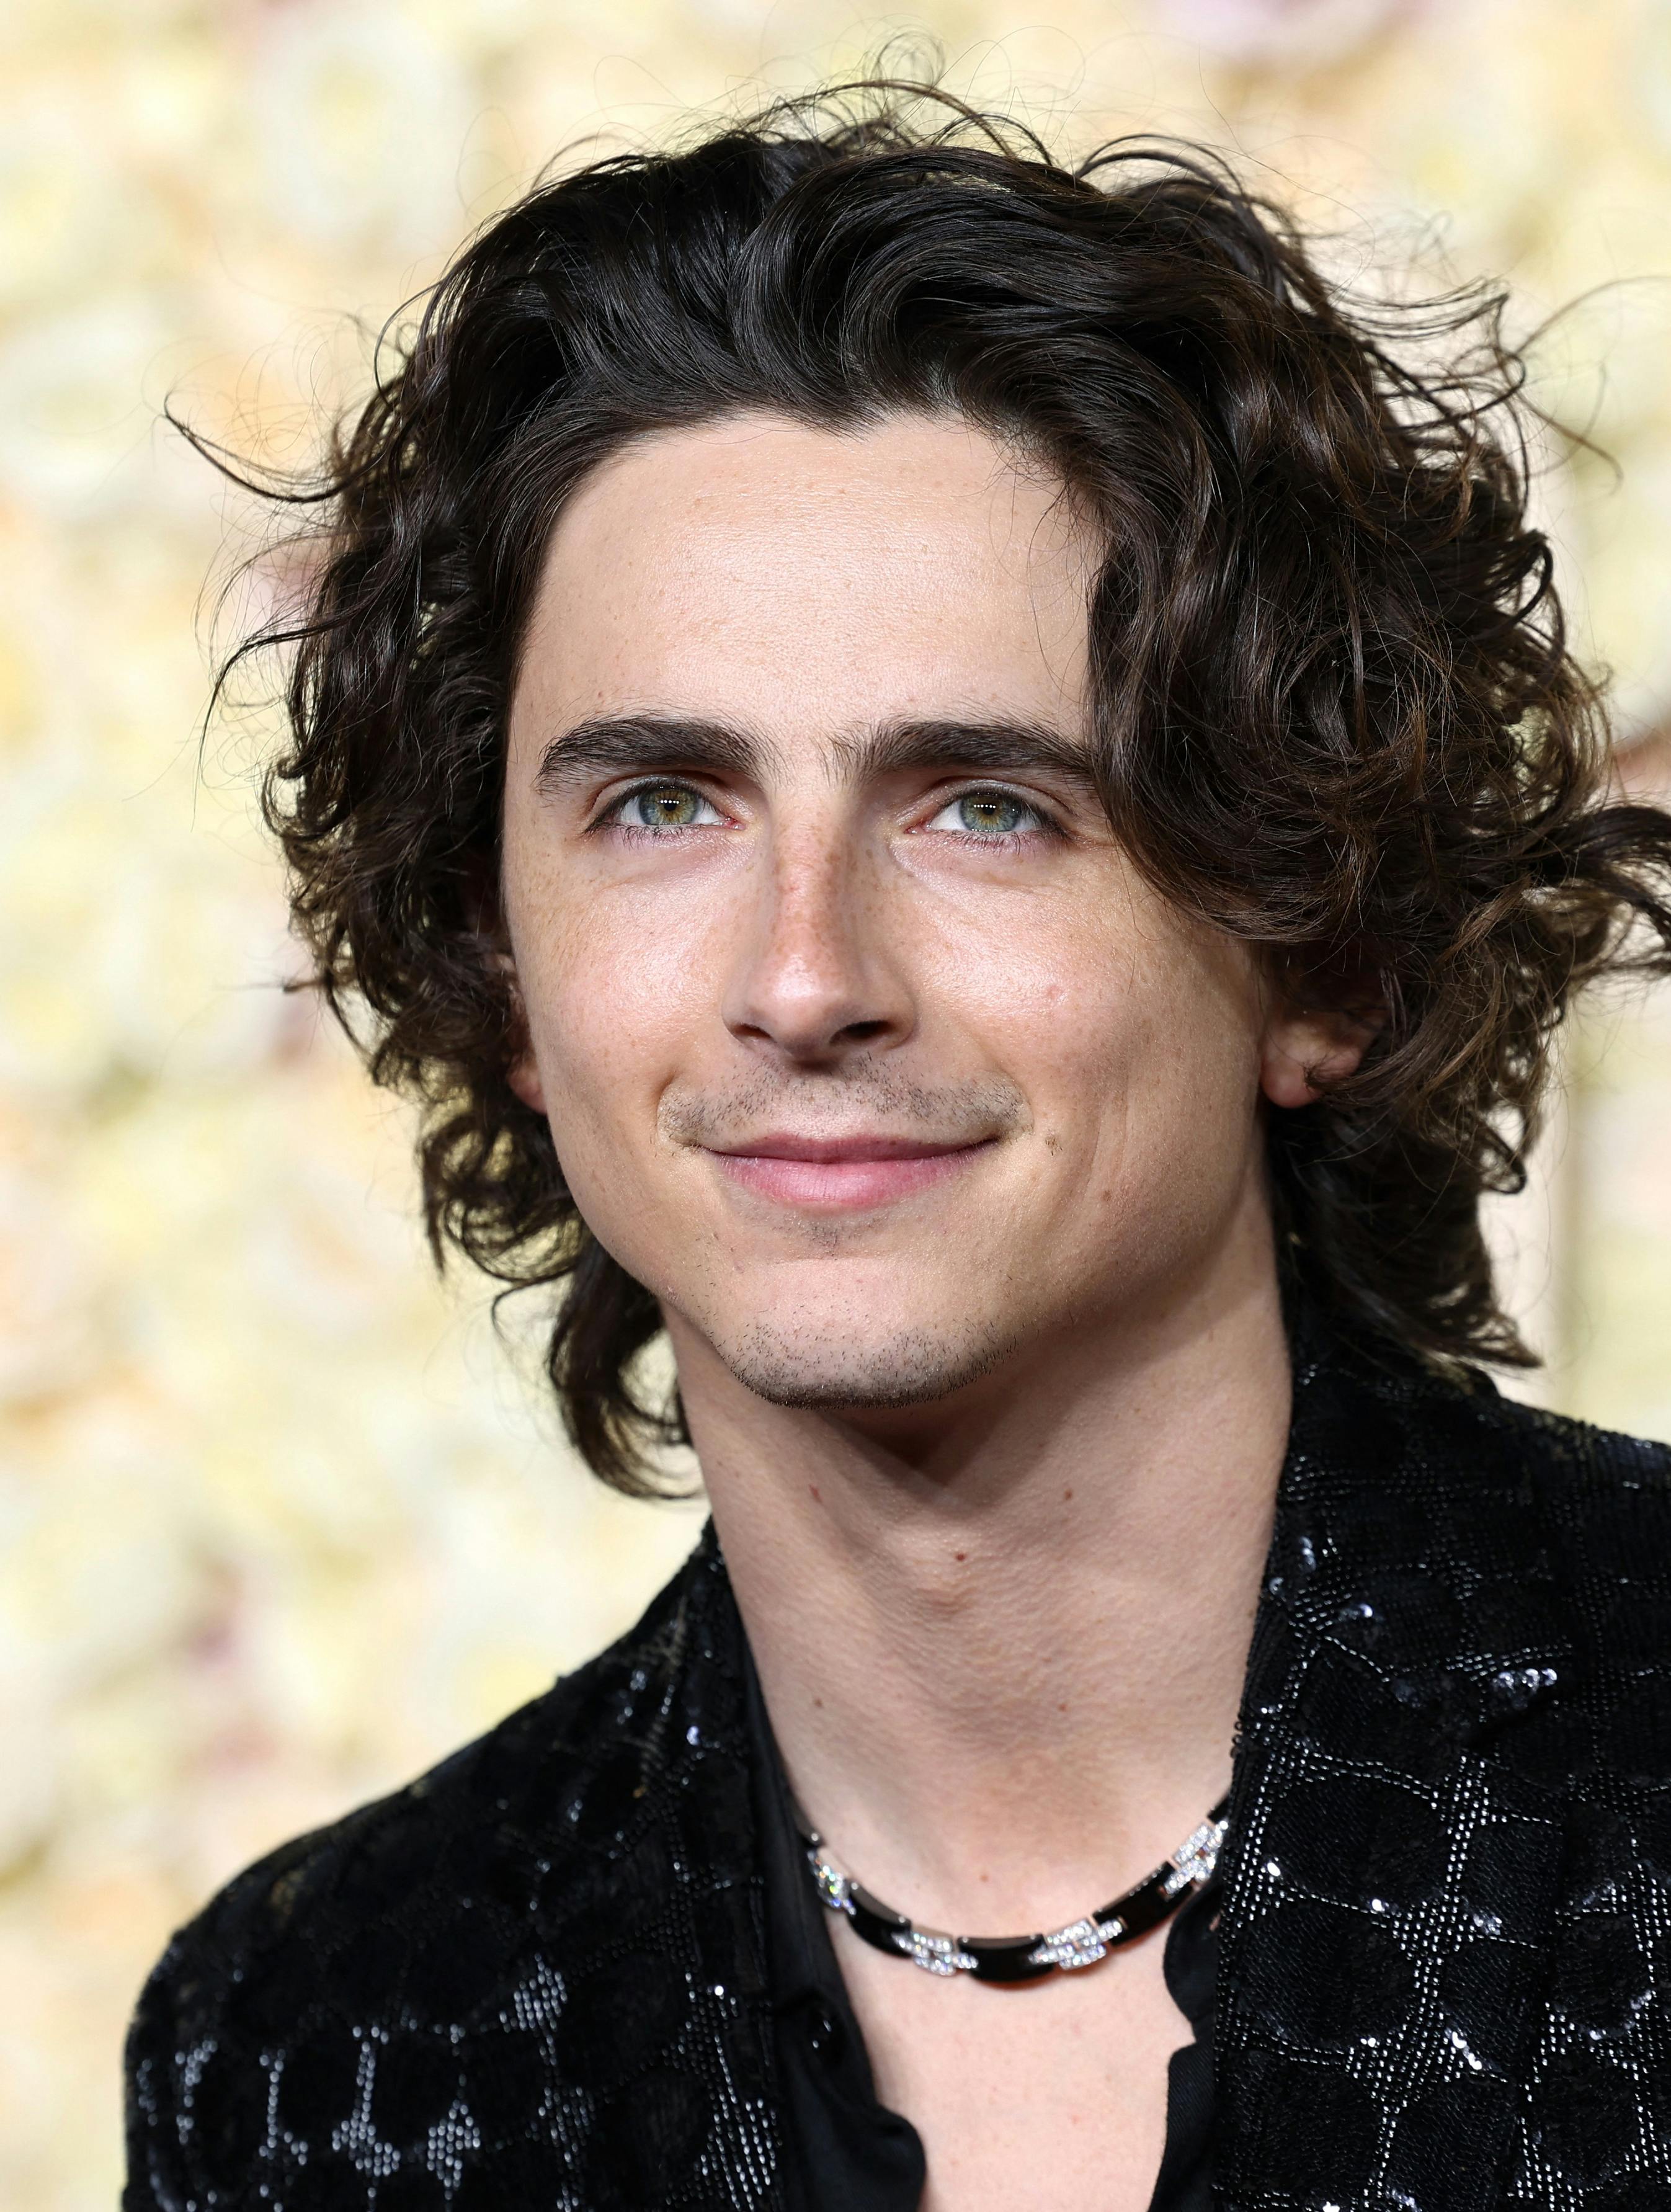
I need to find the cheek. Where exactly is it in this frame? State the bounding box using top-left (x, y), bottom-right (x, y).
top-left (988, 916), bottom-right (1262, 1197)
top-left (509, 863), bottom-right (719, 1143)
top-left (506, 891), bottom-right (698, 1280)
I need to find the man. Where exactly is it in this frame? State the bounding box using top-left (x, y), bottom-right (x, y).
top-left (127, 86), bottom-right (1671, 2211)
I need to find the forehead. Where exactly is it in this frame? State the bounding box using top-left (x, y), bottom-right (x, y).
top-left (510, 411), bottom-right (1098, 759)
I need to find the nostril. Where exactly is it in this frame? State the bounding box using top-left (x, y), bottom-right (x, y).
top-left (837, 1019), bottom-right (891, 1044)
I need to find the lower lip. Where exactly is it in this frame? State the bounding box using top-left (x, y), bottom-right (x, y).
top-left (709, 1147), bottom-right (989, 1211)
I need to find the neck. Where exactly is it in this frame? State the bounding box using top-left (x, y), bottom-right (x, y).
top-left (670, 1216), bottom-right (1292, 1935)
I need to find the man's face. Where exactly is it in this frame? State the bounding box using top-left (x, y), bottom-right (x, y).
top-left (503, 413), bottom-right (1282, 1416)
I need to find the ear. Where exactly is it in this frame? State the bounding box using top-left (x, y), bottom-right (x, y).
top-left (508, 1052), bottom-right (547, 1116)
top-left (501, 957), bottom-right (546, 1116)
top-left (471, 863), bottom-right (548, 1118)
top-left (1259, 1001), bottom-right (1379, 1110)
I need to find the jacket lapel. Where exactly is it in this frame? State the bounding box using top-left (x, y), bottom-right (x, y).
top-left (1213, 1321), bottom-right (1575, 2210)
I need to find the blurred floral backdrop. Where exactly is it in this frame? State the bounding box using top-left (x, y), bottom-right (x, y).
top-left (4, 1), bottom-right (1671, 2205)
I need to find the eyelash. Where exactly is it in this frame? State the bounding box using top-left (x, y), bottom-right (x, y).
top-left (594, 781), bottom-right (729, 836)
top-left (592, 779), bottom-right (1061, 842)
top-left (921, 787), bottom-right (1058, 843)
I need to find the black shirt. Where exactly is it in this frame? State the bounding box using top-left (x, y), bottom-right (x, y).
top-left (744, 1648), bottom-right (1218, 2210)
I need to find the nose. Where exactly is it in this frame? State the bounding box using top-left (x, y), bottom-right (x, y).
top-left (721, 824), bottom-right (916, 1066)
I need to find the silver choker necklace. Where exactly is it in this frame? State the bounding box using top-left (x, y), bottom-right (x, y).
top-left (796, 1797), bottom-right (1229, 1982)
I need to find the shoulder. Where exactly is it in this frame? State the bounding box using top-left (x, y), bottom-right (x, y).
top-left (1303, 1326), bottom-right (1671, 1560)
top-left (1427, 1371), bottom-right (1671, 1574)
top-left (142, 1532), bottom-right (705, 2013)
top-left (1404, 1371), bottom-right (1671, 1776)
top-left (1482, 1391), bottom-right (1671, 1757)
top-left (1488, 1385), bottom-right (1671, 1515)
top-left (1283, 1331), bottom-right (1671, 1761)
top-left (125, 1533), bottom-right (736, 2210)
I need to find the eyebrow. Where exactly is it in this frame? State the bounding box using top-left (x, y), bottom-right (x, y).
top-left (835, 717), bottom-right (1096, 787)
top-left (533, 711), bottom-right (1097, 793)
top-left (535, 714), bottom-right (780, 792)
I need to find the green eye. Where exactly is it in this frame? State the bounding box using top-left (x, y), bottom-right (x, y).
top-left (953, 791), bottom-right (1033, 836)
top-left (628, 783), bottom-right (707, 829)
top-left (922, 788), bottom-right (1044, 839)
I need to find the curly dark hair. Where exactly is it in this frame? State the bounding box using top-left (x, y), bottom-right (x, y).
top-left (205, 81), bottom-right (1671, 1493)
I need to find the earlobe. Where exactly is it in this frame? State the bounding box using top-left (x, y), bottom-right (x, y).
top-left (508, 1055), bottom-right (548, 1116)
top-left (493, 931), bottom-right (546, 1115)
top-left (1259, 1009), bottom-right (1378, 1110)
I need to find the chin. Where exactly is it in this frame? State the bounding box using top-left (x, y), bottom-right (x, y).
top-left (716, 1311), bottom-right (1018, 1411)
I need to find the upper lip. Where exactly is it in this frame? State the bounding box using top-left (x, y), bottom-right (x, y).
top-left (705, 1133), bottom-right (991, 1162)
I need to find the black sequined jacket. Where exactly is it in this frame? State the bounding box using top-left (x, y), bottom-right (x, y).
top-left (124, 1326), bottom-right (1671, 2211)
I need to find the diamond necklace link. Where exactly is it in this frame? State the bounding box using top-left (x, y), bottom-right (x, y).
top-left (796, 1798), bottom-right (1229, 1983)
